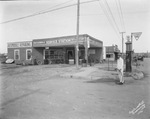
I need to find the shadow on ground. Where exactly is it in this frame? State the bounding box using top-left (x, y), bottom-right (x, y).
top-left (1, 89), bottom-right (40, 108)
top-left (98, 67), bottom-right (115, 71)
top-left (86, 77), bottom-right (117, 84)
top-left (86, 77), bottom-right (134, 85)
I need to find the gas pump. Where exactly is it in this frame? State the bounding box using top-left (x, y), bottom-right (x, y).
top-left (126, 40), bottom-right (132, 72)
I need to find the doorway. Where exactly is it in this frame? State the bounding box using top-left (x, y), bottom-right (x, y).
top-left (67, 50), bottom-right (74, 64)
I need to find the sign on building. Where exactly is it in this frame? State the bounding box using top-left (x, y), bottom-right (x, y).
top-left (8, 41), bottom-right (32, 48)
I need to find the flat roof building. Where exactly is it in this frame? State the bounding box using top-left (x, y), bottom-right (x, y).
top-left (7, 34), bottom-right (103, 65)
top-left (104, 45), bottom-right (120, 61)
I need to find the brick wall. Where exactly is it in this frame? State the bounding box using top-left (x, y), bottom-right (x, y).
top-left (7, 47), bottom-right (32, 64)
top-left (32, 47), bottom-right (44, 64)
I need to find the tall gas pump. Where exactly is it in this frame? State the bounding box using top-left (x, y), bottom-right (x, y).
top-left (125, 39), bottom-right (132, 72)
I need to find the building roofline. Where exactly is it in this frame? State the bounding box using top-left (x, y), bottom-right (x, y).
top-left (33, 34), bottom-right (103, 43)
top-left (7, 41), bottom-right (32, 44)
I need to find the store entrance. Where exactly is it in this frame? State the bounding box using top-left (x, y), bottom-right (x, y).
top-left (67, 50), bottom-right (74, 64)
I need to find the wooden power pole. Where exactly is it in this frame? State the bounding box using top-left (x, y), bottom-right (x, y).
top-left (76, 0), bottom-right (80, 68)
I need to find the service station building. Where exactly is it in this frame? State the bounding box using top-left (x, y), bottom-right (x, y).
top-left (7, 34), bottom-right (103, 65)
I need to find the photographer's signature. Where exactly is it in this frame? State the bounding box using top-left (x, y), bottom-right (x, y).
top-left (129, 100), bottom-right (145, 115)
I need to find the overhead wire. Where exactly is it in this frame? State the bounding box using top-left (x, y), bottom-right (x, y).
top-left (0, 0), bottom-right (98, 24)
top-left (103, 0), bottom-right (120, 33)
top-left (0, 0), bottom-right (76, 24)
top-left (31, 0), bottom-right (75, 16)
top-left (118, 0), bottom-right (126, 32)
top-left (98, 0), bottom-right (117, 34)
top-left (115, 0), bottom-right (124, 32)
top-left (98, 0), bottom-right (120, 39)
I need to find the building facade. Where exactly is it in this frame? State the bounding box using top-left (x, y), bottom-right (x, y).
top-left (7, 34), bottom-right (103, 65)
top-left (104, 45), bottom-right (120, 61)
top-left (7, 41), bottom-right (33, 65)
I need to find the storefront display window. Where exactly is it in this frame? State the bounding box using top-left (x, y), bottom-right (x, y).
top-left (44, 49), bottom-right (64, 64)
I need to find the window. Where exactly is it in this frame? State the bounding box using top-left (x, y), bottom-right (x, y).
top-left (26, 49), bottom-right (32, 60)
top-left (106, 54), bottom-right (113, 58)
top-left (44, 49), bottom-right (64, 60)
top-left (14, 49), bottom-right (20, 60)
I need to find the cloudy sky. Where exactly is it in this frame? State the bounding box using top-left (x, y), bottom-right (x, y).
top-left (0, 0), bottom-right (149, 53)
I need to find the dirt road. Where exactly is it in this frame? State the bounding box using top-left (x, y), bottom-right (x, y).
top-left (0, 62), bottom-right (149, 119)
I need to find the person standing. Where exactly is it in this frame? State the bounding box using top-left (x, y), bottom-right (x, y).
top-left (116, 53), bottom-right (124, 84)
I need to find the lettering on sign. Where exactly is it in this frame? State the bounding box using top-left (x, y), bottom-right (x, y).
top-left (8, 41), bottom-right (32, 48)
top-left (33, 37), bottom-right (85, 47)
top-left (33, 41), bottom-right (45, 44)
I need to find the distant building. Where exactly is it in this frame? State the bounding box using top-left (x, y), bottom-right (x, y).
top-left (7, 34), bottom-right (103, 65)
top-left (104, 45), bottom-right (120, 61)
top-left (133, 52), bottom-right (150, 58)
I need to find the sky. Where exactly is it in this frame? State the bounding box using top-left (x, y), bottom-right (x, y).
top-left (0, 0), bottom-right (150, 54)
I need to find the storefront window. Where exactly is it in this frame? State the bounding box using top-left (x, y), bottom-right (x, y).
top-left (44, 49), bottom-right (64, 60)
top-left (26, 49), bottom-right (32, 60)
top-left (14, 49), bottom-right (20, 60)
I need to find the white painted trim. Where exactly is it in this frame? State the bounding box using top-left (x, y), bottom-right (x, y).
top-left (26, 49), bottom-right (32, 60)
top-left (43, 49), bottom-right (45, 60)
top-left (14, 49), bottom-right (20, 60)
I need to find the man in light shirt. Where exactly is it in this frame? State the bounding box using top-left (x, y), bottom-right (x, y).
top-left (116, 53), bottom-right (124, 85)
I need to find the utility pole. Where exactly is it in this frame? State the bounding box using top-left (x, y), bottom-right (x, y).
top-left (120, 32), bottom-right (125, 57)
top-left (76, 0), bottom-right (80, 68)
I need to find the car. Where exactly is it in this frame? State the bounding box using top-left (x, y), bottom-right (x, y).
top-left (138, 56), bottom-right (144, 61)
top-left (5, 59), bottom-right (14, 64)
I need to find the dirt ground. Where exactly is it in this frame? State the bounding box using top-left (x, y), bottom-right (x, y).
top-left (0, 60), bottom-right (150, 119)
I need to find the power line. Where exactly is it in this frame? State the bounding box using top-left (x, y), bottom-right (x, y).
top-left (0, 0), bottom-right (98, 24)
top-left (98, 0), bottom-right (117, 33)
top-left (98, 0), bottom-right (120, 39)
top-left (1, 0), bottom-right (76, 24)
top-left (115, 0), bottom-right (123, 31)
top-left (103, 0), bottom-right (120, 32)
top-left (32, 0), bottom-right (75, 16)
top-left (118, 0), bottom-right (126, 32)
